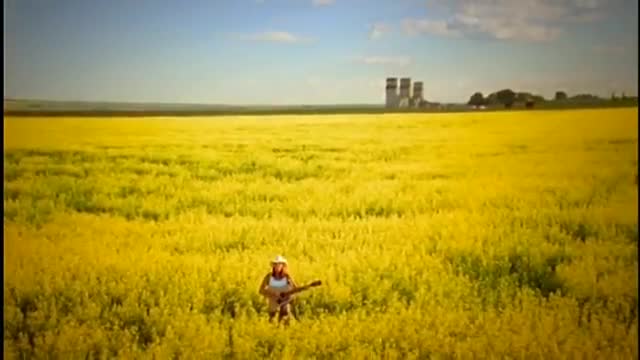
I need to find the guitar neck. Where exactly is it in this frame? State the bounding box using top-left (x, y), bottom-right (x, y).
top-left (286, 284), bottom-right (312, 296)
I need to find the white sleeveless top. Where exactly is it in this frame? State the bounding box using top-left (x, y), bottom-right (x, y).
top-left (268, 276), bottom-right (289, 289)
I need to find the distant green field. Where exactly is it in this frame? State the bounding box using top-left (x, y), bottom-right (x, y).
top-left (4, 98), bottom-right (637, 117)
top-left (4, 108), bottom-right (638, 358)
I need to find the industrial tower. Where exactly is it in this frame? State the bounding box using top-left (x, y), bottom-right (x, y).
top-left (385, 77), bottom-right (426, 108)
top-left (398, 78), bottom-right (411, 107)
top-left (411, 81), bottom-right (423, 108)
top-left (385, 78), bottom-right (398, 108)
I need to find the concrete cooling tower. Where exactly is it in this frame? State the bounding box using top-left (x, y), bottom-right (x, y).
top-left (385, 78), bottom-right (398, 108)
top-left (399, 78), bottom-right (411, 98)
top-left (384, 76), bottom-right (426, 109)
top-left (412, 81), bottom-right (423, 107)
top-left (398, 78), bottom-right (411, 108)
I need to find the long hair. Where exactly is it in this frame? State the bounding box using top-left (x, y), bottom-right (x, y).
top-left (271, 263), bottom-right (289, 279)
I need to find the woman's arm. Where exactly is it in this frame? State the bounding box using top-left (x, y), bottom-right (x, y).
top-left (287, 275), bottom-right (298, 290)
top-left (258, 274), bottom-right (276, 298)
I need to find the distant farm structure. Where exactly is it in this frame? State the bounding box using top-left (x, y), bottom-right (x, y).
top-left (385, 77), bottom-right (430, 109)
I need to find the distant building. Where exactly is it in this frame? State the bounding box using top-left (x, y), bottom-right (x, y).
top-left (399, 78), bottom-right (411, 108)
top-left (385, 77), bottom-right (428, 109)
top-left (412, 82), bottom-right (423, 108)
top-left (385, 78), bottom-right (399, 108)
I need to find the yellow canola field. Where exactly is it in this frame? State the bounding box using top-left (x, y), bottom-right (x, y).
top-left (4, 108), bottom-right (638, 359)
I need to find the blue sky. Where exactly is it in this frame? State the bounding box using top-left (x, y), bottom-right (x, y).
top-left (5, 0), bottom-right (638, 105)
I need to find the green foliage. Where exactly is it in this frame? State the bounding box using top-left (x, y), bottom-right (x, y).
top-left (495, 89), bottom-right (517, 108)
top-left (468, 92), bottom-right (486, 107)
top-left (555, 91), bottom-right (568, 101)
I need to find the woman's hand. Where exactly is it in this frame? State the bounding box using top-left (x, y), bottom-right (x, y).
top-left (267, 289), bottom-right (284, 300)
top-left (259, 286), bottom-right (278, 299)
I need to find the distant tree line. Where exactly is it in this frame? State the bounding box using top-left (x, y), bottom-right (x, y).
top-left (467, 89), bottom-right (638, 109)
top-left (468, 89), bottom-right (543, 108)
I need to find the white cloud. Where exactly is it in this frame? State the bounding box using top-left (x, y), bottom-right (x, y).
top-left (403, 19), bottom-right (462, 38)
top-left (369, 22), bottom-right (391, 40)
top-left (403, 0), bottom-right (613, 42)
top-left (355, 55), bottom-right (412, 67)
top-left (240, 31), bottom-right (311, 43)
top-left (312, 0), bottom-right (335, 6)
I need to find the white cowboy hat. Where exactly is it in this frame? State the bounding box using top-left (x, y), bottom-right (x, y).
top-left (271, 255), bottom-right (288, 265)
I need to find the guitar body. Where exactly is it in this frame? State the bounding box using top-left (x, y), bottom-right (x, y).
top-left (276, 280), bottom-right (322, 305)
